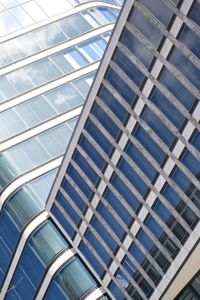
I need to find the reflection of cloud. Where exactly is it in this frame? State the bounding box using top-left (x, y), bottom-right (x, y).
top-left (7, 68), bottom-right (29, 85)
top-left (0, 10), bottom-right (21, 37)
top-left (55, 92), bottom-right (74, 105)
top-left (116, 274), bottom-right (129, 289)
top-left (3, 20), bottom-right (64, 63)
top-left (32, 25), bottom-right (62, 49)
top-left (0, 46), bottom-right (12, 66)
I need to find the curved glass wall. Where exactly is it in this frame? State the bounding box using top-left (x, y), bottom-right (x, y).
top-left (0, 2), bottom-right (119, 299)
top-left (0, 73), bottom-right (94, 142)
top-left (5, 221), bottom-right (69, 299)
top-left (45, 258), bottom-right (97, 300)
top-left (0, 169), bottom-right (57, 288)
top-left (0, 117), bottom-right (77, 191)
top-left (0, 6), bottom-right (118, 68)
top-left (0, 33), bottom-right (110, 103)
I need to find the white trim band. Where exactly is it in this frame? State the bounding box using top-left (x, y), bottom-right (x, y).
top-left (84, 287), bottom-right (104, 300)
top-left (0, 106), bottom-right (82, 152)
top-left (0, 2), bottom-right (120, 44)
top-left (0, 211), bottom-right (48, 299)
top-left (0, 156), bottom-right (63, 211)
top-left (0, 62), bottom-right (99, 113)
top-left (35, 248), bottom-right (75, 300)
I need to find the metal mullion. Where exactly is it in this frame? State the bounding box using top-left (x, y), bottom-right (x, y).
top-left (63, 173), bottom-right (147, 300)
top-left (117, 41), bottom-right (200, 131)
top-left (159, 0), bottom-right (200, 37)
top-left (103, 79), bottom-right (200, 200)
top-left (76, 144), bottom-right (165, 273)
top-left (126, 21), bottom-right (200, 100)
top-left (103, 80), bottom-right (200, 217)
top-left (77, 141), bottom-right (165, 276)
top-left (54, 200), bottom-right (133, 300)
top-left (110, 61), bottom-right (200, 162)
top-left (70, 158), bottom-right (157, 293)
top-left (133, 0), bottom-right (200, 71)
top-left (96, 96), bottom-right (193, 238)
top-left (88, 114), bottom-right (175, 263)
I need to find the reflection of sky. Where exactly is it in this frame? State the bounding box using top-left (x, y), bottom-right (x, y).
top-left (0, 0), bottom-right (73, 37)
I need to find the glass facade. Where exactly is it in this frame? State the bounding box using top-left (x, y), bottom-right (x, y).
top-left (0, 1), bottom-right (119, 299)
top-left (48, 0), bottom-right (200, 299)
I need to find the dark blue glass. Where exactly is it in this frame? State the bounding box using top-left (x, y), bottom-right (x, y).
top-left (137, 231), bottom-right (154, 252)
top-left (98, 203), bottom-right (124, 239)
top-left (154, 201), bottom-right (170, 223)
top-left (118, 158), bottom-right (148, 197)
top-left (56, 191), bottom-right (80, 226)
top-left (85, 120), bottom-right (113, 156)
top-left (134, 125), bottom-right (165, 164)
top-left (104, 188), bottom-right (132, 224)
top-left (163, 185), bottom-right (198, 226)
top-left (145, 216), bottom-right (177, 256)
top-left (79, 135), bottom-right (106, 170)
top-left (138, 0), bottom-right (173, 27)
top-left (62, 178), bottom-right (86, 212)
top-left (126, 141), bottom-right (157, 181)
top-left (99, 85), bottom-right (128, 123)
top-left (80, 241), bottom-right (105, 276)
top-left (85, 229), bottom-right (111, 264)
top-left (128, 8), bottom-right (163, 48)
top-left (68, 164), bottom-right (92, 199)
top-left (92, 103), bottom-right (121, 140)
top-left (113, 49), bottom-right (145, 87)
top-left (137, 231), bottom-right (169, 270)
top-left (130, 244), bottom-right (161, 283)
top-left (131, 245), bottom-right (145, 267)
top-left (121, 28), bottom-right (154, 68)
top-left (109, 281), bottom-right (125, 300)
top-left (179, 25), bottom-right (200, 60)
top-left (0, 209), bottom-right (20, 287)
top-left (123, 257), bottom-right (153, 296)
top-left (172, 168), bottom-right (193, 193)
top-left (191, 131), bottom-right (200, 151)
top-left (73, 150), bottom-right (99, 185)
top-left (105, 67), bottom-right (137, 106)
top-left (189, 2), bottom-right (200, 26)
top-left (91, 217), bottom-right (117, 252)
top-left (151, 88), bottom-right (185, 129)
top-left (160, 68), bottom-right (196, 110)
top-left (51, 204), bottom-right (75, 239)
top-left (154, 201), bottom-right (187, 242)
top-left (181, 150), bottom-right (200, 177)
top-left (145, 216), bottom-right (163, 239)
top-left (142, 107), bottom-right (175, 147)
top-left (112, 173), bottom-right (141, 211)
top-left (169, 47), bottom-right (200, 90)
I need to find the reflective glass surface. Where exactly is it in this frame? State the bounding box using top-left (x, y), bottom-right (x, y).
top-left (128, 8), bottom-right (163, 49)
top-left (138, 0), bottom-right (173, 27)
top-left (6, 221), bottom-right (68, 299)
top-left (0, 119), bottom-right (76, 191)
top-left (45, 258), bottom-right (97, 300)
top-left (0, 169), bottom-right (57, 288)
top-left (0, 34), bottom-right (109, 102)
top-left (0, 73), bottom-right (94, 142)
top-left (0, 6), bottom-right (117, 67)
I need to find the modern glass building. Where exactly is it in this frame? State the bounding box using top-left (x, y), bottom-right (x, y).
top-left (47, 0), bottom-right (200, 299)
top-left (0, 0), bottom-right (121, 299)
